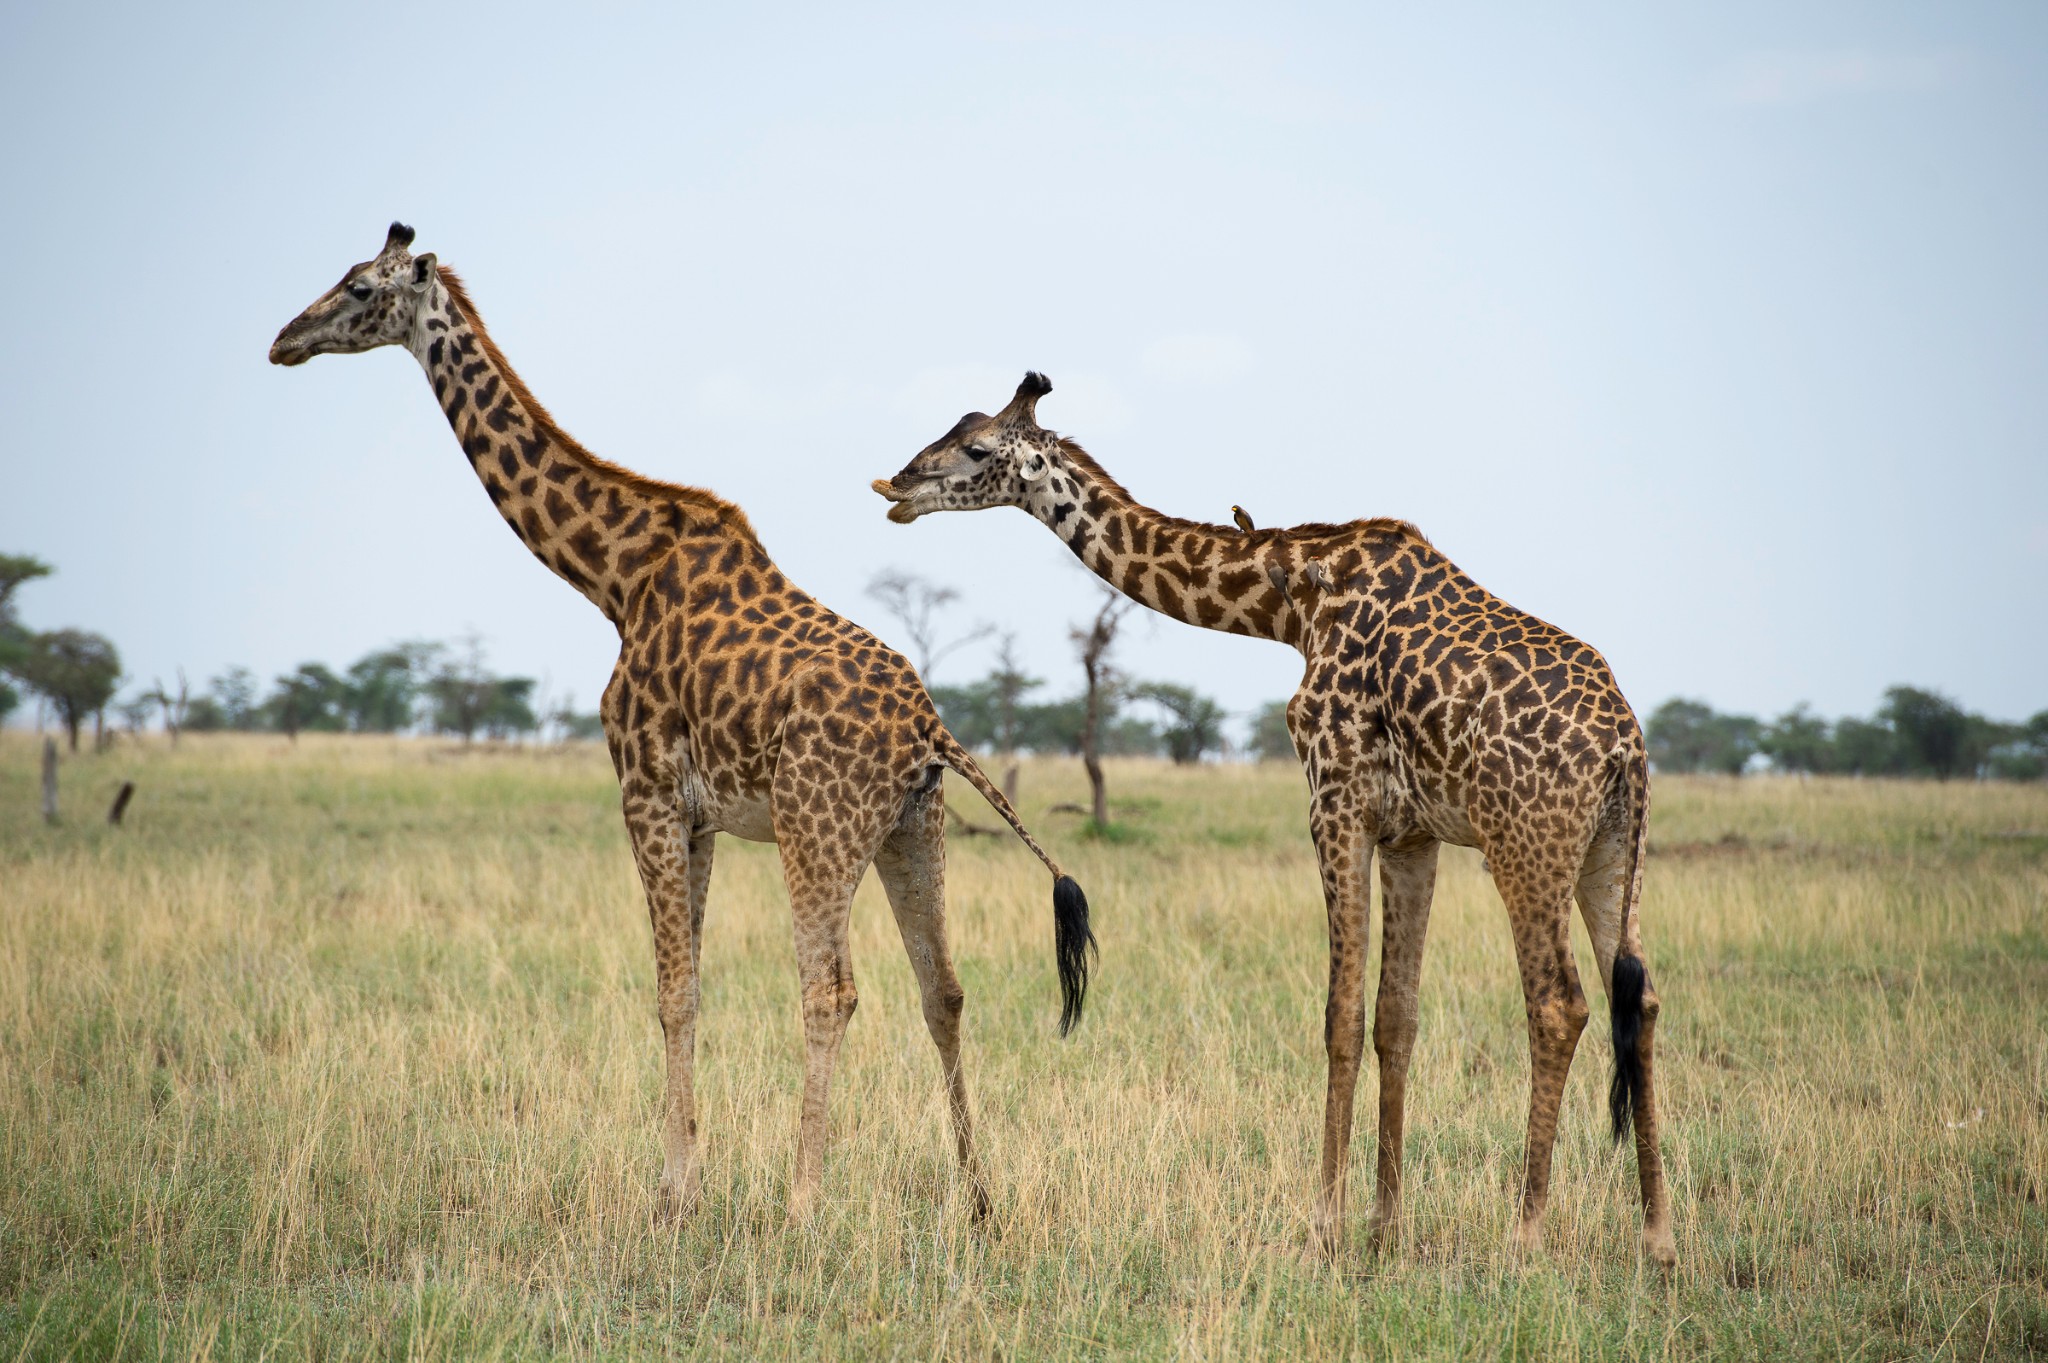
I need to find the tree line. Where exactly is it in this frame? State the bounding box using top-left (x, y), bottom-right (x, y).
top-left (0, 553), bottom-right (596, 748)
top-left (929, 650), bottom-right (1231, 766)
top-left (1647, 690), bottom-right (2048, 780)
top-left (9, 549), bottom-right (2040, 785)
top-left (170, 639), bottom-right (591, 742)
top-left (872, 577), bottom-right (1230, 768)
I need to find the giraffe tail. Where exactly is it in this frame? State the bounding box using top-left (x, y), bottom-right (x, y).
top-left (1608, 747), bottom-right (1652, 1145)
top-left (935, 733), bottom-right (1097, 1036)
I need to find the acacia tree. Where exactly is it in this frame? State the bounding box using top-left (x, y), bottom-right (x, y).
top-left (1646, 698), bottom-right (1760, 775)
top-left (0, 553), bottom-right (55, 725)
top-left (117, 692), bottom-right (155, 738)
top-left (13, 629), bottom-right (121, 753)
top-left (422, 637), bottom-right (538, 742)
top-left (1070, 586), bottom-right (1136, 830)
top-left (1130, 681), bottom-right (1228, 764)
top-left (865, 568), bottom-right (993, 682)
top-left (1249, 700), bottom-right (1295, 762)
top-left (1759, 703), bottom-right (1833, 774)
top-left (345, 642), bottom-right (438, 732)
top-left (208, 663), bottom-right (260, 728)
top-left (1878, 686), bottom-right (1977, 779)
top-left (266, 663), bottom-right (351, 738)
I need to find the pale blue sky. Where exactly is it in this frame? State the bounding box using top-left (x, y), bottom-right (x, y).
top-left (2, 2), bottom-right (2042, 732)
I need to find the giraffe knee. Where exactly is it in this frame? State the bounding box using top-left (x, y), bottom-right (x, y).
top-left (1531, 993), bottom-right (1589, 1049)
top-left (656, 986), bottom-right (698, 1032)
top-left (1565, 991), bottom-right (1590, 1036)
top-left (801, 977), bottom-right (859, 1026)
top-left (1326, 1006), bottom-right (1366, 1067)
top-left (1373, 1007), bottom-right (1416, 1064)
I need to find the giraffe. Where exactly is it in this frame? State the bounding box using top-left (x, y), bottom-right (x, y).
top-left (874, 373), bottom-right (1675, 1266)
top-left (268, 226), bottom-right (1095, 1222)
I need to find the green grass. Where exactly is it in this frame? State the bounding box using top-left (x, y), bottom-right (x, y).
top-left (1, 734), bottom-right (2044, 1359)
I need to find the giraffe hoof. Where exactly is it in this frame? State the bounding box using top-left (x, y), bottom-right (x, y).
top-left (1294, 1221), bottom-right (1342, 1264)
top-left (1367, 1212), bottom-right (1400, 1254)
top-left (1512, 1220), bottom-right (1545, 1257)
top-left (654, 1176), bottom-right (699, 1226)
top-left (1642, 1229), bottom-right (1677, 1270)
top-left (966, 1182), bottom-right (994, 1225)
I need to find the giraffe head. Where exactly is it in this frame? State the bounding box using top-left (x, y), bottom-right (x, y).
top-left (268, 222), bottom-right (438, 366)
top-left (873, 372), bottom-right (1063, 523)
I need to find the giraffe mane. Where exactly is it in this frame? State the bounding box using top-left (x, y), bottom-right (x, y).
top-left (1052, 437), bottom-right (1426, 546)
top-left (435, 266), bottom-right (759, 542)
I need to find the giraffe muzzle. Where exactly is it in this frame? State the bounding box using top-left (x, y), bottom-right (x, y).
top-left (871, 478), bottom-right (924, 523)
top-left (269, 320), bottom-right (318, 367)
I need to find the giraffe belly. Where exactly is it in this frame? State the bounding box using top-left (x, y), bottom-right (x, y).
top-left (701, 790), bottom-right (777, 843)
top-left (1417, 802), bottom-right (1481, 850)
top-left (681, 767), bottom-right (777, 843)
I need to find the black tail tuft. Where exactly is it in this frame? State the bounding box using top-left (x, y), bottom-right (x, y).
top-left (1609, 952), bottom-right (1647, 1145)
top-left (1052, 875), bottom-right (1096, 1037)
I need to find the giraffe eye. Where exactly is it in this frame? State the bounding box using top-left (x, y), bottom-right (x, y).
top-left (348, 284), bottom-right (373, 302)
top-left (965, 444), bottom-right (992, 461)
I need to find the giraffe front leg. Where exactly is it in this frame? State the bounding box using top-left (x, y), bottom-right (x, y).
top-left (1306, 794), bottom-right (1373, 1258)
top-left (615, 763), bottom-right (703, 1223)
top-left (1369, 838), bottom-right (1439, 1252)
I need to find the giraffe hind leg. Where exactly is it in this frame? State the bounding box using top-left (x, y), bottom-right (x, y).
top-left (1574, 813), bottom-right (1675, 1265)
top-left (771, 737), bottom-right (907, 1221)
top-left (1495, 855), bottom-right (1589, 1256)
top-left (872, 781), bottom-right (990, 1220)
top-left (1368, 838), bottom-right (1439, 1251)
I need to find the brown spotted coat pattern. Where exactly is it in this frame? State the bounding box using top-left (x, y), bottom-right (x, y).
top-left (270, 228), bottom-right (1091, 1222)
top-left (878, 373), bottom-right (1675, 1265)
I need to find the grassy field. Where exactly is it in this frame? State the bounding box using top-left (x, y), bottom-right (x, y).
top-left (1, 733), bottom-right (2043, 1360)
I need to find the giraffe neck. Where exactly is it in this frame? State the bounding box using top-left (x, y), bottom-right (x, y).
top-left (1025, 445), bottom-right (1311, 649)
top-left (406, 270), bottom-right (711, 624)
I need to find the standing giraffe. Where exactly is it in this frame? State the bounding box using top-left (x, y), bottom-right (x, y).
top-left (874, 373), bottom-right (1674, 1266)
top-left (268, 227), bottom-right (1095, 1221)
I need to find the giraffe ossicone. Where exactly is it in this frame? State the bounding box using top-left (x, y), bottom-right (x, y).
top-left (878, 370), bottom-right (1677, 1268)
top-left (271, 225), bottom-right (1096, 1224)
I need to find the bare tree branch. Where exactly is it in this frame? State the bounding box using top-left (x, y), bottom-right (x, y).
top-left (865, 568), bottom-right (994, 682)
top-left (1070, 585), bottom-right (1136, 830)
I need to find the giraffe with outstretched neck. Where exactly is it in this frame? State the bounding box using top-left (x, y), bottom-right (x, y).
top-left (269, 227), bottom-right (1095, 1222)
top-left (876, 373), bottom-right (1674, 1266)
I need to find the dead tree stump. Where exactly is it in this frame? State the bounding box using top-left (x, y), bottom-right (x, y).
top-left (41, 738), bottom-right (57, 824)
top-left (108, 781), bottom-right (136, 826)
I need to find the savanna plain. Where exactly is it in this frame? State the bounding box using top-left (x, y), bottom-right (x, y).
top-left (1, 734), bottom-right (2043, 1360)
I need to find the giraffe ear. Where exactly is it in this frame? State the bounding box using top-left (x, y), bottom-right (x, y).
top-left (1018, 449), bottom-right (1050, 482)
top-left (409, 254), bottom-right (438, 290)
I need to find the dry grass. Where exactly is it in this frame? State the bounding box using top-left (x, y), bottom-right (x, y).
top-left (1, 734), bottom-right (2043, 1360)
